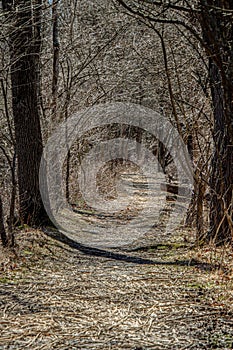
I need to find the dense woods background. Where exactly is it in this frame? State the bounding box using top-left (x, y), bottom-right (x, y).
top-left (0, 3), bottom-right (233, 348)
top-left (0, 0), bottom-right (232, 248)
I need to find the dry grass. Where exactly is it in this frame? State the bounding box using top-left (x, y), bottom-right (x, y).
top-left (0, 228), bottom-right (233, 349)
top-left (1, 169), bottom-right (232, 349)
top-left (186, 243), bottom-right (233, 307)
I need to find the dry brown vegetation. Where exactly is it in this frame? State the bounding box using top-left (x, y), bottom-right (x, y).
top-left (0, 228), bottom-right (232, 349)
top-left (0, 1), bottom-right (233, 348)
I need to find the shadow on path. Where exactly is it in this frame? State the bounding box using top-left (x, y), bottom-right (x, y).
top-left (43, 227), bottom-right (218, 271)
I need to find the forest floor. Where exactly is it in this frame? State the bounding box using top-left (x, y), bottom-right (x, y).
top-left (0, 228), bottom-right (233, 350)
top-left (0, 168), bottom-right (233, 349)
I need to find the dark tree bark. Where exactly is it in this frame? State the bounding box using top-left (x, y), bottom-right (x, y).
top-left (199, 0), bottom-right (233, 243)
top-left (0, 195), bottom-right (7, 247)
top-left (52, 0), bottom-right (60, 121)
top-left (8, 0), bottom-right (48, 225)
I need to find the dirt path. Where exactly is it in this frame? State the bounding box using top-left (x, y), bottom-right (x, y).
top-left (0, 230), bottom-right (232, 350)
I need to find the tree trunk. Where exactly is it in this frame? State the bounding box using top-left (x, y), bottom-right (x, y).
top-left (200, 0), bottom-right (233, 243)
top-left (207, 61), bottom-right (233, 243)
top-left (0, 195), bottom-right (7, 247)
top-left (51, 0), bottom-right (60, 121)
top-left (9, 0), bottom-right (48, 225)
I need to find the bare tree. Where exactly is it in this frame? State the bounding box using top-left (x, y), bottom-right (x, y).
top-left (3, 0), bottom-right (48, 225)
top-left (51, 0), bottom-right (60, 121)
top-left (199, 1), bottom-right (233, 243)
top-left (0, 194), bottom-right (7, 246)
top-left (115, 0), bottom-right (233, 244)
top-left (1, 0), bottom-right (228, 244)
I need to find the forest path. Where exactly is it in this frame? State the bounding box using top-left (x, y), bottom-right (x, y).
top-left (58, 171), bottom-right (192, 249)
top-left (0, 229), bottom-right (233, 350)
